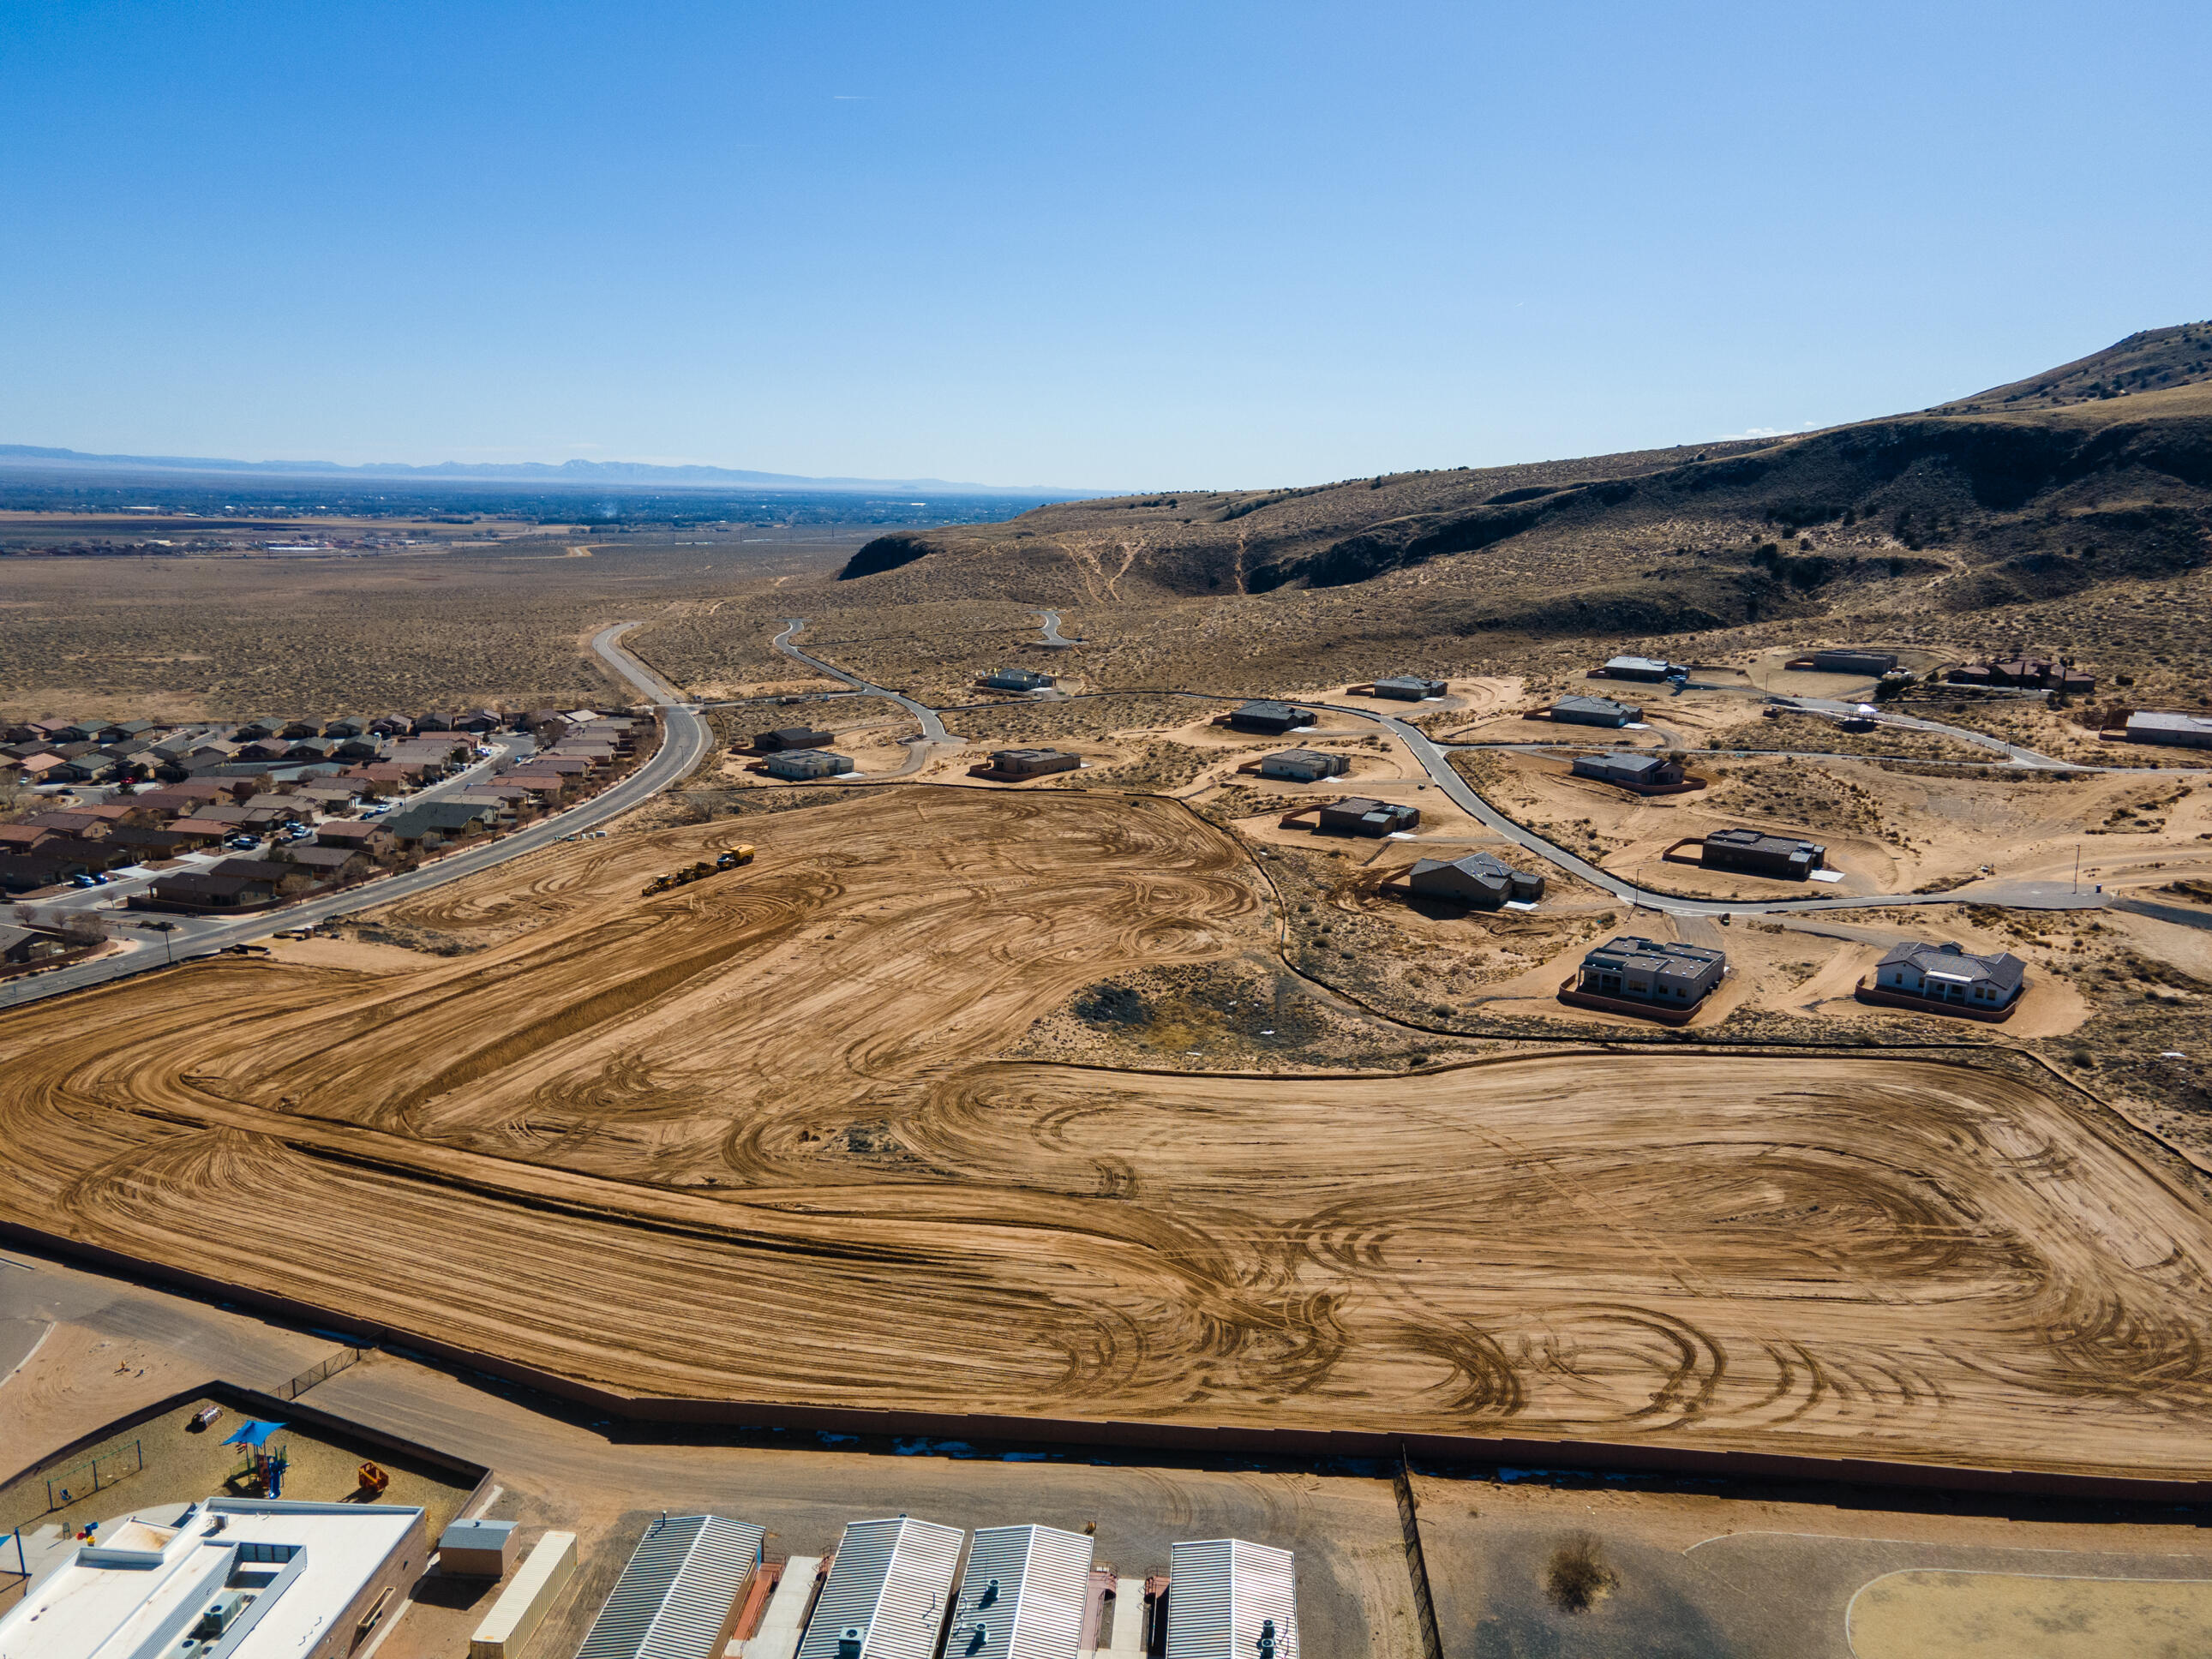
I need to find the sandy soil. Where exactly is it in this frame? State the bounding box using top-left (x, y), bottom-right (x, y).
top-left (2, 792), bottom-right (2209, 1480)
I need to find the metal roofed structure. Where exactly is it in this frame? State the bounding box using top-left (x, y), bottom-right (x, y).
top-left (575, 1514), bottom-right (765, 1659)
top-left (795, 1517), bottom-right (964, 1659)
top-left (942, 1524), bottom-right (1093, 1659)
top-left (1165, 1539), bottom-right (1298, 1659)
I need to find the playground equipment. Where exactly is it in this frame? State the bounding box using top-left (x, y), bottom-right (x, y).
top-left (357, 1462), bottom-right (390, 1497)
top-left (221, 1419), bottom-right (289, 1498)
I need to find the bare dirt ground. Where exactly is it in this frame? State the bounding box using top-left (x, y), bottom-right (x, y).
top-left (3, 791), bottom-right (2212, 1482)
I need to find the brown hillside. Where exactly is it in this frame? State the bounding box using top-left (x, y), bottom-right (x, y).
top-left (1932, 320), bottom-right (2212, 414)
top-left (836, 332), bottom-right (2212, 652)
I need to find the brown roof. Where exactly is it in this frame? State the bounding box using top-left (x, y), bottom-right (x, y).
top-left (314, 822), bottom-right (387, 844)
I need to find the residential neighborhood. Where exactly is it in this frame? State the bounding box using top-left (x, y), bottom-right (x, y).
top-left (0, 706), bottom-right (656, 962)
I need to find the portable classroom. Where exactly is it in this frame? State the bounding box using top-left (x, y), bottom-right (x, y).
top-left (574, 1514), bottom-right (765, 1659)
top-left (1165, 1539), bottom-right (1298, 1659)
top-left (943, 1524), bottom-right (1094, 1659)
top-left (794, 1517), bottom-right (964, 1659)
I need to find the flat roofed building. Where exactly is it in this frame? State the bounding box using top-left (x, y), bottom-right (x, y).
top-left (1875, 940), bottom-right (2027, 1008)
top-left (2125, 711), bottom-right (2212, 749)
top-left (944, 1524), bottom-right (1094, 1659)
top-left (986, 748), bottom-right (1081, 778)
top-left (1550, 694), bottom-right (1640, 728)
top-left (471, 1533), bottom-right (578, 1659)
top-left (1809, 649), bottom-right (1898, 676)
top-left (1602, 655), bottom-right (1675, 681)
top-left (1166, 1539), bottom-right (1298, 1659)
top-left (0, 1497), bottom-right (424, 1659)
top-left (438, 1519), bottom-right (518, 1578)
top-left (1570, 752), bottom-right (1681, 788)
top-left (1369, 674), bottom-right (1445, 700)
top-left (1316, 797), bottom-right (1418, 836)
top-left (1257, 749), bottom-right (1349, 783)
top-left (755, 728), bottom-right (836, 752)
top-left (1576, 937), bottom-right (1725, 1007)
top-left (760, 749), bottom-right (854, 781)
top-left (982, 668), bottom-right (1054, 692)
top-left (575, 1514), bottom-right (764, 1659)
top-left (795, 1516), bottom-right (965, 1659)
top-left (1699, 827), bottom-right (1825, 879)
top-left (1407, 852), bottom-right (1543, 907)
top-left (1226, 700), bottom-right (1310, 734)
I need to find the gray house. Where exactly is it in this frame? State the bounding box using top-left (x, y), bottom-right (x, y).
top-left (754, 726), bottom-right (835, 752)
top-left (1602, 655), bottom-right (1677, 681)
top-left (1700, 827), bottom-right (1825, 879)
top-left (761, 748), bottom-right (853, 781)
top-left (981, 667), bottom-right (1054, 692)
top-left (2124, 711), bottom-right (2212, 750)
top-left (1407, 851), bottom-right (1544, 907)
top-left (1550, 694), bottom-right (1641, 728)
top-left (1571, 752), bottom-right (1682, 788)
top-left (1258, 749), bottom-right (1350, 783)
top-left (1873, 940), bottom-right (2026, 1009)
top-left (1370, 674), bottom-right (1446, 700)
top-left (1575, 937), bottom-right (1725, 1008)
top-left (1316, 797), bottom-right (1418, 835)
top-left (1227, 700), bottom-right (1311, 735)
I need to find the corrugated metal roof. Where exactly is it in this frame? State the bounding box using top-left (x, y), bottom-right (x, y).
top-left (1166, 1540), bottom-right (1298, 1659)
top-left (944, 1524), bottom-right (1094, 1659)
top-left (796, 1518), bottom-right (965, 1659)
top-left (575, 1514), bottom-right (764, 1659)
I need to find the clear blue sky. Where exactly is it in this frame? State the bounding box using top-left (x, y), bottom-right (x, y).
top-left (7, 1), bottom-right (2207, 489)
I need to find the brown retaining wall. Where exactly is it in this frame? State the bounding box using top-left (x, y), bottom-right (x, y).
top-left (1554, 978), bottom-right (1700, 1026)
top-left (7, 1217), bottom-right (2209, 1506)
top-left (1854, 978), bottom-right (2019, 1023)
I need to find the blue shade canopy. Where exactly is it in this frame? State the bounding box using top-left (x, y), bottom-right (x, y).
top-left (222, 1419), bottom-right (285, 1447)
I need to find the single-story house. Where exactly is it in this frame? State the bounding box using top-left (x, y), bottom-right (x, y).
top-left (1575, 936), bottom-right (1725, 1007)
top-left (0, 924), bottom-right (72, 967)
top-left (1370, 674), bottom-right (1447, 700)
top-left (0, 851), bottom-right (97, 891)
top-left (315, 820), bottom-right (396, 854)
top-left (1873, 940), bottom-right (2027, 1009)
top-left (1700, 828), bottom-right (1826, 879)
top-left (2124, 711), bottom-right (2212, 750)
top-left (147, 871), bottom-right (277, 909)
top-left (1226, 700), bottom-right (1312, 735)
top-left (381, 800), bottom-right (501, 847)
top-left (1571, 752), bottom-right (1683, 788)
top-left (1407, 851), bottom-right (1544, 907)
top-left (1316, 796), bottom-right (1420, 836)
top-left (1258, 749), bottom-right (1351, 783)
top-left (981, 668), bottom-right (1054, 692)
top-left (281, 844), bottom-right (372, 882)
top-left (761, 748), bottom-right (854, 781)
top-left (979, 748), bottom-right (1079, 778)
top-left (1601, 655), bottom-right (1677, 681)
top-left (1550, 694), bottom-right (1641, 728)
top-left (753, 727), bottom-right (835, 752)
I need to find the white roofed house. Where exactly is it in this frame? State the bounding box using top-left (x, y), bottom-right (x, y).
top-left (1165, 1540), bottom-right (1297, 1659)
top-left (1872, 940), bottom-right (2027, 1011)
top-left (795, 1517), bottom-right (964, 1659)
top-left (940, 1524), bottom-right (1093, 1659)
top-left (575, 1513), bottom-right (765, 1659)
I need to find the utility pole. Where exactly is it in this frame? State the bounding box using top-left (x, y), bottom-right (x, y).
top-left (2074, 843), bottom-right (2081, 893)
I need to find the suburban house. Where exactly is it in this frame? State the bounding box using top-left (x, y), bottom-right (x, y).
top-left (315, 821), bottom-right (395, 855)
top-left (1947, 656), bottom-right (2095, 693)
top-left (981, 668), bottom-right (1054, 692)
top-left (1226, 700), bottom-right (1312, 735)
top-left (282, 844), bottom-right (371, 883)
top-left (1258, 749), bottom-right (1351, 782)
top-left (0, 924), bottom-right (72, 967)
top-left (381, 800), bottom-right (500, 848)
top-left (1550, 694), bottom-right (1641, 728)
top-left (1873, 940), bottom-right (2028, 1010)
top-left (1574, 937), bottom-right (1726, 1008)
top-left (974, 747), bottom-right (1080, 778)
top-left (761, 748), bottom-right (854, 781)
top-left (1700, 827), bottom-right (1826, 879)
top-left (1406, 851), bottom-right (1544, 907)
top-left (1369, 674), bottom-right (1446, 700)
top-left (1571, 752), bottom-right (1683, 789)
top-left (147, 869), bottom-right (285, 908)
top-left (1316, 797), bottom-right (1419, 835)
top-left (1599, 655), bottom-right (1678, 681)
top-left (753, 726), bottom-right (836, 753)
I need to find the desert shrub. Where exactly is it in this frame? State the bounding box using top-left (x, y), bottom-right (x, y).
top-left (1544, 1532), bottom-right (1616, 1614)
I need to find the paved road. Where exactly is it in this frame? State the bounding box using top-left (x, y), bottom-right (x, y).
top-left (770, 619), bottom-right (967, 778)
top-left (1038, 608), bottom-right (1079, 647)
top-left (1774, 693), bottom-right (2076, 768)
top-left (0, 626), bottom-right (710, 1015)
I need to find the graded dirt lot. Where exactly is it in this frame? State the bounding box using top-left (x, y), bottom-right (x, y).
top-left (3, 790), bottom-right (2212, 1482)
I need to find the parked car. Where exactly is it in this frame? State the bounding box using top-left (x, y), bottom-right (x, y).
top-left (69, 873), bottom-right (99, 889)
top-left (225, 835), bottom-right (259, 849)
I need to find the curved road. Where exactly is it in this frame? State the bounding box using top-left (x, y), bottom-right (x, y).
top-left (0, 625), bottom-right (710, 1014)
top-left (1038, 608), bottom-right (1079, 647)
top-left (771, 619), bottom-right (965, 776)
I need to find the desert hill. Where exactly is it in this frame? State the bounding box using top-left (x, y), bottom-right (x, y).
top-left (835, 327), bottom-right (2212, 642)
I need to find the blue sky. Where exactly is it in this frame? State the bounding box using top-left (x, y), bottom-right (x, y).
top-left (5, 1), bottom-right (2207, 488)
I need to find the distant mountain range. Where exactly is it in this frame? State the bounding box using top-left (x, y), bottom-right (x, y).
top-left (0, 444), bottom-right (1097, 499)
